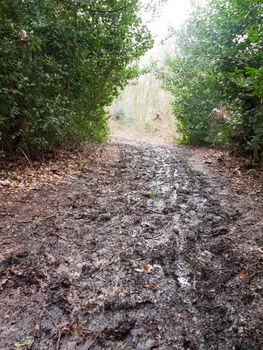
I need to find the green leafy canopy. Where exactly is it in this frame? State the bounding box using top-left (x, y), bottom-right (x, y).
top-left (0, 0), bottom-right (153, 156)
top-left (158, 0), bottom-right (263, 161)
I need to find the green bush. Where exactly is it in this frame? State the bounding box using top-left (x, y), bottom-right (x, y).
top-left (0, 0), bottom-right (152, 156)
top-left (158, 0), bottom-right (263, 162)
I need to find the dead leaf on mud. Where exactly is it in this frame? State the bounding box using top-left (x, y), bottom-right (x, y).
top-left (239, 270), bottom-right (249, 280)
top-left (144, 264), bottom-right (154, 274)
top-left (0, 278), bottom-right (9, 288)
top-left (144, 324), bottom-right (153, 333)
top-left (0, 179), bottom-right (11, 187)
top-left (118, 287), bottom-right (128, 296)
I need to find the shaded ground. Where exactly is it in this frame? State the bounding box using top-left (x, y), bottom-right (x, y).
top-left (0, 138), bottom-right (262, 350)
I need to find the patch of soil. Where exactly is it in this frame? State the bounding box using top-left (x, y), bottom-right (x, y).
top-left (0, 138), bottom-right (262, 350)
top-left (182, 145), bottom-right (263, 199)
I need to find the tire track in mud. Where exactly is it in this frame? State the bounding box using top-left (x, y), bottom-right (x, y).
top-left (121, 140), bottom-right (231, 349)
top-left (0, 138), bottom-right (262, 350)
top-left (137, 142), bottom-right (207, 349)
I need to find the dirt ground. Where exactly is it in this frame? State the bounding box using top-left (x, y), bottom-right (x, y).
top-left (0, 138), bottom-right (262, 350)
top-left (109, 118), bottom-right (176, 145)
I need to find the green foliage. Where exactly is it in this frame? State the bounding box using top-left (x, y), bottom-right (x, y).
top-left (146, 191), bottom-right (157, 199)
top-left (15, 337), bottom-right (34, 349)
top-left (0, 0), bottom-right (153, 156)
top-left (158, 0), bottom-right (263, 161)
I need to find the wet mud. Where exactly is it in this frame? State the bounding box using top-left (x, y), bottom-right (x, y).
top-left (0, 138), bottom-right (262, 349)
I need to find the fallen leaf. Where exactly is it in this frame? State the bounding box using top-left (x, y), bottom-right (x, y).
top-left (144, 324), bottom-right (153, 333)
top-left (146, 191), bottom-right (156, 199)
top-left (144, 264), bottom-right (154, 274)
top-left (0, 278), bottom-right (8, 288)
top-left (0, 179), bottom-right (11, 187)
top-left (118, 287), bottom-right (128, 296)
top-left (239, 270), bottom-right (249, 280)
top-left (15, 337), bottom-right (34, 348)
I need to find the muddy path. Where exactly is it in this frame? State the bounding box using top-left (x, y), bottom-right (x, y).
top-left (0, 138), bottom-right (262, 350)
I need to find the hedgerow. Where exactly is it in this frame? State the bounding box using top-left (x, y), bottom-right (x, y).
top-left (0, 0), bottom-right (152, 156)
top-left (158, 0), bottom-right (263, 162)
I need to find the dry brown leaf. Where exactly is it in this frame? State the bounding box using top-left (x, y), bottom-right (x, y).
top-left (239, 270), bottom-right (249, 280)
top-left (144, 324), bottom-right (153, 333)
top-left (144, 263), bottom-right (154, 274)
top-left (118, 287), bottom-right (128, 296)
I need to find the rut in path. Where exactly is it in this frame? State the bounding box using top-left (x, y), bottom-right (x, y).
top-left (0, 139), bottom-right (262, 350)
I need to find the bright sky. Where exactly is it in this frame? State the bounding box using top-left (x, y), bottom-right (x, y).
top-left (140, 0), bottom-right (193, 64)
top-left (146, 0), bottom-right (193, 40)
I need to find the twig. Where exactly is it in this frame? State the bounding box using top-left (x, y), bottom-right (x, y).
top-left (18, 147), bottom-right (35, 171)
top-left (42, 230), bottom-right (68, 242)
top-left (17, 220), bottom-right (33, 224)
top-left (17, 214), bottom-right (56, 225)
top-left (147, 208), bottom-right (163, 215)
top-left (56, 329), bottom-right (62, 350)
top-left (39, 214), bottom-right (56, 222)
top-left (147, 208), bottom-right (173, 215)
top-left (46, 310), bottom-right (62, 350)
top-left (247, 269), bottom-right (263, 283)
top-left (86, 320), bottom-right (110, 350)
top-left (10, 200), bottom-right (28, 203)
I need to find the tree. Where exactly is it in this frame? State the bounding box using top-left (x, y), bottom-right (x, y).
top-left (0, 0), bottom-right (153, 156)
top-left (158, 0), bottom-right (263, 161)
